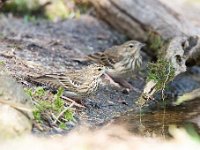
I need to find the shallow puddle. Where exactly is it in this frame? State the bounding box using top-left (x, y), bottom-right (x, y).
top-left (112, 99), bottom-right (200, 138)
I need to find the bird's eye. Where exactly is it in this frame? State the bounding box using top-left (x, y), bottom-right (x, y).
top-left (98, 68), bottom-right (102, 71)
top-left (129, 44), bottom-right (134, 48)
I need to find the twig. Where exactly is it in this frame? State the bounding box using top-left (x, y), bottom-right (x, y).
top-left (161, 62), bottom-right (171, 101)
top-left (53, 102), bottom-right (75, 124)
top-left (160, 62), bottom-right (171, 139)
top-left (0, 99), bottom-right (33, 112)
top-left (136, 80), bottom-right (156, 107)
top-left (51, 113), bottom-right (61, 124)
top-left (61, 96), bottom-right (85, 108)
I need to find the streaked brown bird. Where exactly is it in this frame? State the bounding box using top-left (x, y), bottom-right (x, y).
top-left (75, 40), bottom-right (144, 90)
top-left (30, 64), bottom-right (106, 103)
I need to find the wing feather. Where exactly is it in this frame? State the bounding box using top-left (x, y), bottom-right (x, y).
top-left (33, 74), bottom-right (78, 90)
top-left (86, 47), bottom-right (121, 68)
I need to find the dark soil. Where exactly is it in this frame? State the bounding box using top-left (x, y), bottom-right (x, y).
top-left (0, 14), bottom-right (146, 133)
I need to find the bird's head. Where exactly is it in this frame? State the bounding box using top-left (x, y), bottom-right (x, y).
top-left (88, 64), bottom-right (106, 78)
top-left (120, 40), bottom-right (145, 58)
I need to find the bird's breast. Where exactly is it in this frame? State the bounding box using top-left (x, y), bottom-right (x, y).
top-left (107, 56), bottom-right (142, 78)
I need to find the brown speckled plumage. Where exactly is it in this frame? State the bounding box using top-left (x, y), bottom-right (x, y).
top-left (31, 64), bottom-right (106, 99)
top-left (84, 40), bottom-right (144, 89)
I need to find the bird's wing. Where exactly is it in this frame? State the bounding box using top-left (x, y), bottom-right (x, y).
top-left (32, 74), bottom-right (81, 90)
top-left (86, 47), bottom-right (121, 67)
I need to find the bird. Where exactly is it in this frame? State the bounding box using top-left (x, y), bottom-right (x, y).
top-left (29, 64), bottom-right (106, 103)
top-left (73, 40), bottom-right (145, 90)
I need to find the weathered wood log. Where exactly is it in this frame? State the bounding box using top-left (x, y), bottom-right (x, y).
top-left (90, 0), bottom-right (200, 66)
top-left (185, 36), bottom-right (200, 67)
top-left (90, 0), bottom-right (200, 41)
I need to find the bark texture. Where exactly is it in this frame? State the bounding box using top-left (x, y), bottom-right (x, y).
top-left (90, 0), bottom-right (200, 41)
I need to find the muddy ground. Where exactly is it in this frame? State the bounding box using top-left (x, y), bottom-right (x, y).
top-left (0, 14), bottom-right (145, 132)
top-left (1, 14), bottom-right (200, 134)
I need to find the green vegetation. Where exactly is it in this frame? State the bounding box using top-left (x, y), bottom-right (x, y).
top-left (0, 61), bottom-right (6, 71)
top-left (147, 59), bottom-right (175, 90)
top-left (0, 33), bottom-right (5, 39)
top-left (23, 15), bottom-right (37, 23)
top-left (24, 87), bottom-right (74, 129)
top-left (2, 0), bottom-right (40, 14)
top-left (0, 61), bottom-right (5, 66)
top-left (146, 32), bottom-right (174, 91)
top-left (147, 32), bottom-right (165, 57)
top-left (184, 123), bottom-right (200, 143)
top-left (2, 0), bottom-right (90, 21)
top-left (59, 122), bottom-right (67, 129)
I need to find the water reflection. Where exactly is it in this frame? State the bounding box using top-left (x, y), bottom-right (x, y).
top-left (112, 99), bottom-right (200, 138)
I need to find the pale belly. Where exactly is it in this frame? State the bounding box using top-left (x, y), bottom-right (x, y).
top-left (107, 57), bottom-right (141, 79)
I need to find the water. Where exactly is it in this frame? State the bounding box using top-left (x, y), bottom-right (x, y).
top-left (112, 99), bottom-right (200, 138)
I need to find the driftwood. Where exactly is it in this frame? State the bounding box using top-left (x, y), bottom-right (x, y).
top-left (90, 0), bottom-right (200, 40)
top-left (90, 0), bottom-right (200, 63)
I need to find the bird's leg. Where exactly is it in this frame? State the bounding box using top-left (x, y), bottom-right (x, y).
top-left (102, 73), bottom-right (121, 88)
top-left (102, 73), bottom-right (141, 93)
top-left (106, 73), bottom-right (141, 93)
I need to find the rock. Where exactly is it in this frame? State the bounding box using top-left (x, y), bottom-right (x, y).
top-left (0, 69), bottom-right (33, 140)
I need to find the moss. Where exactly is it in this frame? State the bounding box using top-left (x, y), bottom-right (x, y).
top-left (147, 32), bottom-right (167, 58)
top-left (147, 59), bottom-right (175, 90)
top-left (146, 31), bottom-right (176, 91)
top-left (147, 32), bottom-right (164, 56)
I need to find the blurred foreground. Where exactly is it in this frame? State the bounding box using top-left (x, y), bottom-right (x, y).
top-left (1, 125), bottom-right (199, 150)
top-left (1, 0), bottom-right (200, 149)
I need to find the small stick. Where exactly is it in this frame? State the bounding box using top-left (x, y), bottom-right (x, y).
top-left (61, 96), bottom-right (85, 108)
top-left (53, 102), bottom-right (75, 124)
top-left (0, 99), bottom-right (33, 112)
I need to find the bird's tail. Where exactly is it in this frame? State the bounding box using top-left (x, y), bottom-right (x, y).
top-left (72, 52), bottom-right (107, 66)
top-left (71, 56), bottom-right (89, 62)
top-left (71, 55), bottom-right (94, 65)
top-left (25, 74), bottom-right (61, 89)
